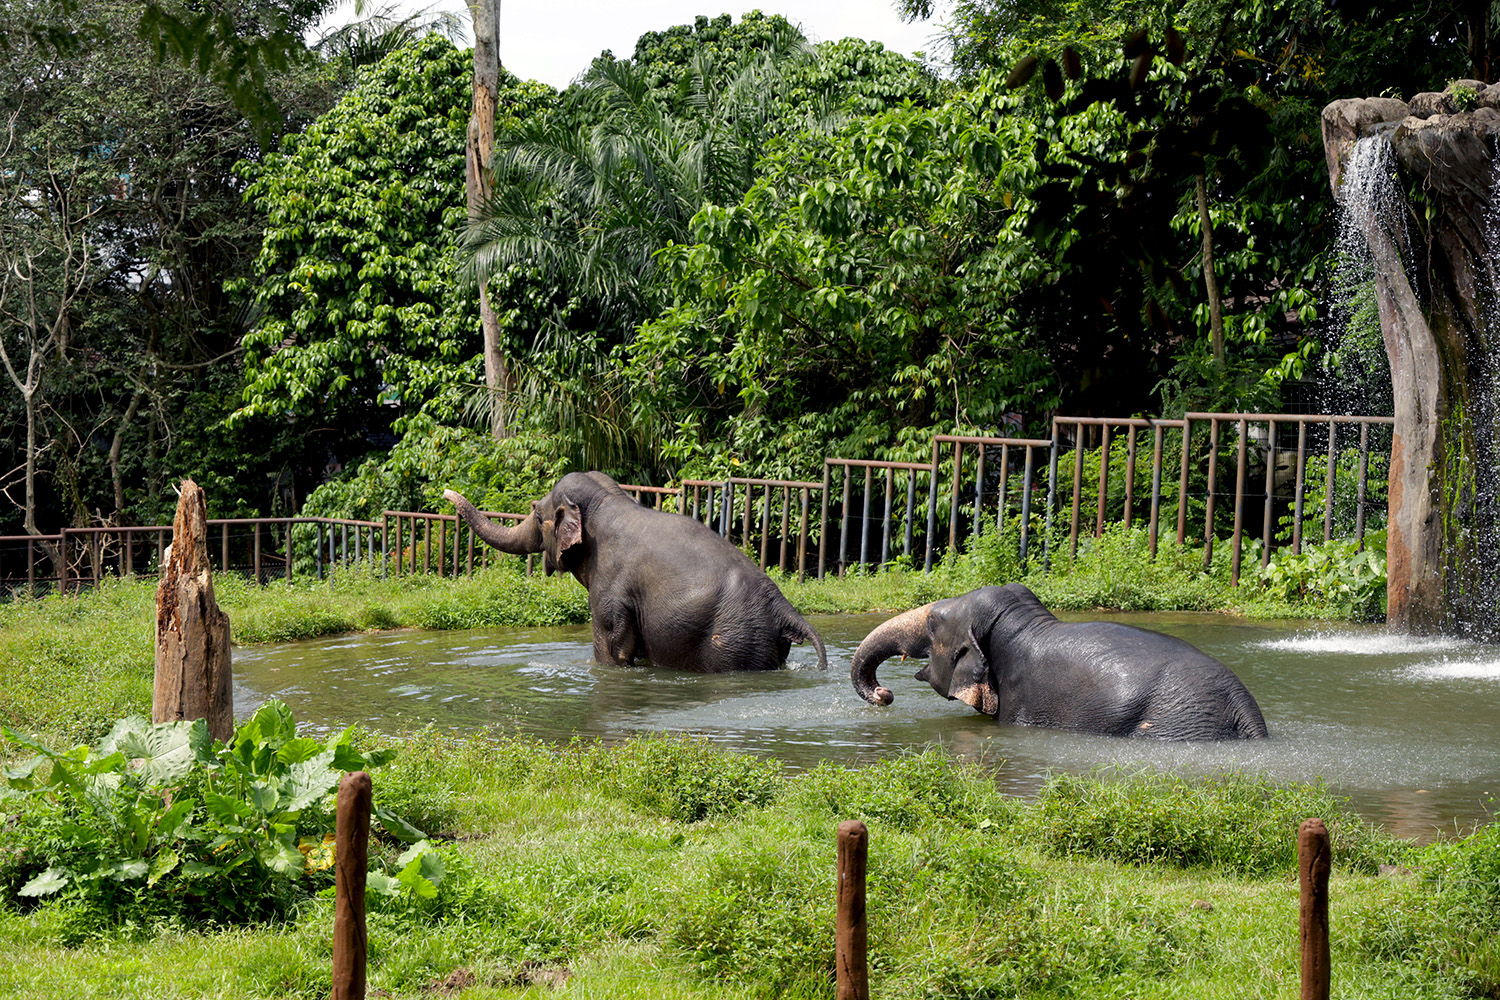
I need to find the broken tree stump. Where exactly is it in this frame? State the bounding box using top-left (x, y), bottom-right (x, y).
top-left (153, 479), bottom-right (233, 742)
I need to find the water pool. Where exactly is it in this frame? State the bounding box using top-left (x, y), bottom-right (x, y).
top-left (232, 612), bottom-right (1500, 840)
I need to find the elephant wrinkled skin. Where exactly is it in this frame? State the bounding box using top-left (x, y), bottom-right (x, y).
top-left (446, 472), bottom-right (826, 673)
top-left (851, 583), bottom-right (1267, 740)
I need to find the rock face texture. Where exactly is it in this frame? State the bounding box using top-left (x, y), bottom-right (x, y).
top-left (1322, 86), bottom-right (1500, 638)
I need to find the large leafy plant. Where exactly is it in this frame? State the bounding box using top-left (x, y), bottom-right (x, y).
top-left (1, 701), bottom-right (437, 929)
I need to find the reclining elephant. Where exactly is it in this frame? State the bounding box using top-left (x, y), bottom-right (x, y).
top-left (851, 583), bottom-right (1267, 740)
top-left (445, 472), bottom-right (826, 673)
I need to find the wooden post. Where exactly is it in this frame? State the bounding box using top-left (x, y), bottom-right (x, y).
top-left (836, 820), bottom-right (869, 1000)
top-left (153, 480), bottom-right (234, 743)
top-left (333, 771), bottom-right (372, 1000)
top-left (1298, 817), bottom-right (1331, 1000)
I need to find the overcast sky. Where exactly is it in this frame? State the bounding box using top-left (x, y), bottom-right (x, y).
top-left (313, 2), bottom-right (949, 90)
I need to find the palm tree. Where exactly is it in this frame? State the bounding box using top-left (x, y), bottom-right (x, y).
top-left (313, 0), bottom-right (466, 75)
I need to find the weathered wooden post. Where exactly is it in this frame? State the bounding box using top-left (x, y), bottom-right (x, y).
top-left (153, 479), bottom-right (233, 742)
top-left (836, 819), bottom-right (869, 1000)
top-left (1298, 817), bottom-right (1331, 1000)
top-left (333, 771), bottom-right (372, 1000)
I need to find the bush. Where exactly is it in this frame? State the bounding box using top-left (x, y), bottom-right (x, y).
top-left (788, 749), bottom-right (1017, 831)
top-left (573, 735), bottom-right (786, 823)
top-left (0, 702), bottom-right (430, 937)
top-left (1018, 769), bottom-right (1410, 876)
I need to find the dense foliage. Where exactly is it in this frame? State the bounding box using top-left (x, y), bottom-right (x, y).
top-left (5, 3), bottom-right (1490, 553)
top-left (0, 0), bottom-right (344, 545)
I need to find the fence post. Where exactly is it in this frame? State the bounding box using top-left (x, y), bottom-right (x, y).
top-left (1020, 445), bottom-right (1036, 565)
top-left (1042, 433), bottom-right (1059, 572)
top-left (836, 820), bottom-right (869, 1000)
top-left (333, 771), bottom-right (371, 1000)
top-left (1355, 421), bottom-right (1370, 551)
top-left (924, 439), bottom-right (939, 572)
top-left (839, 465), bottom-right (851, 577)
top-left (797, 487), bottom-right (810, 582)
top-left (1298, 817), bottom-right (1331, 1000)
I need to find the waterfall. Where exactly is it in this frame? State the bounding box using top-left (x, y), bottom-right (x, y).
top-left (1322, 135), bottom-right (1402, 417)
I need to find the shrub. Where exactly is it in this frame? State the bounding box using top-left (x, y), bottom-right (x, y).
top-left (0, 701), bottom-right (430, 937)
top-left (788, 749), bottom-right (1017, 831)
top-left (572, 735), bottom-right (786, 823)
top-left (1018, 769), bottom-right (1409, 876)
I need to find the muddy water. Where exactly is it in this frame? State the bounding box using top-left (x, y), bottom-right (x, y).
top-left (232, 612), bottom-right (1500, 840)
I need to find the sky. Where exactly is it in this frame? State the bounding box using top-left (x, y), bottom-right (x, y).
top-left (312, 1), bottom-right (950, 90)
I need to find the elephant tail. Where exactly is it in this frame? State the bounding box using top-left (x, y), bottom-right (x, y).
top-left (785, 613), bottom-right (827, 671)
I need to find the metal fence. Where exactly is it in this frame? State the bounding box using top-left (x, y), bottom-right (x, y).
top-left (1, 412), bottom-right (1393, 596)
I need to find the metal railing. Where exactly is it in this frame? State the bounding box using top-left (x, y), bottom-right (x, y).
top-left (1, 411), bottom-right (1394, 596)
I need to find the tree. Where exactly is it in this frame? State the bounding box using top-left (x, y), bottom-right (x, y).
top-left (461, 13), bottom-right (943, 475)
top-left (622, 75), bottom-right (1057, 476)
top-left (232, 36), bottom-right (557, 455)
top-left (0, 103), bottom-right (101, 546)
top-left (0, 0), bottom-right (342, 543)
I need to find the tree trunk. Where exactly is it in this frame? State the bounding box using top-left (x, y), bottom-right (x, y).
top-left (1196, 173), bottom-right (1224, 368)
top-left (467, 0), bottom-right (509, 438)
top-left (110, 385), bottom-right (145, 520)
top-left (154, 479), bottom-right (234, 741)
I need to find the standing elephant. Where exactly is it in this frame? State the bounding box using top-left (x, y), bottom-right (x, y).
top-left (445, 472), bottom-right (826, 673)
top-left (851, 584), bottom-right (1267, 740)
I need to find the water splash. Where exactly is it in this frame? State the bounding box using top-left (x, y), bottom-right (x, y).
top-left (1259, 633), bottom-right (1472, 656)
top-left (1404, 657), bottom-right (1500, 681)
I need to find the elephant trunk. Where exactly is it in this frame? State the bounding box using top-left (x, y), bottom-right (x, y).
top-left (444, 490), bottom-right (543, 554)
top-left (850, 603), bottom-right (934, 706)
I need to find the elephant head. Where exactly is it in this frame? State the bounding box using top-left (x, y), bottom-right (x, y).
top-left (850, 592), bottom-right (1001, 715)
top-left (444, 483), bottom-right (587, 576)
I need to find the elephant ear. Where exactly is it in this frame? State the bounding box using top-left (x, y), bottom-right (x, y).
top-left (947, 625), bottom-right (999, 716)
top-left (553, 498), bottom-right (583, 553)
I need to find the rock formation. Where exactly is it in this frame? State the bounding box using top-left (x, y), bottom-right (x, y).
top-left (1322, 82), bottom-right (1500, 637)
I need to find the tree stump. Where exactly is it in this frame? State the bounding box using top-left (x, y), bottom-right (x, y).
top-left (153, 479), bottom-right (233, 741)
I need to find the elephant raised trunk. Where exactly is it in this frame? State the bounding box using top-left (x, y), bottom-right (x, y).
top-left (850, 602), bottom-right (933, 706)
top-left (444, 490), bottom-right (543, 554)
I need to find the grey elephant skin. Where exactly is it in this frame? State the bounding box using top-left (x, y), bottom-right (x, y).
top-left (446, 472), bottom-right (826, 673)
top-left (851, 583), bottom-right (1267, 740)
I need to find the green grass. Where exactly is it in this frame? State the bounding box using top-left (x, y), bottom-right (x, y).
top-left (3, 733), bottom-right (1493, 1000)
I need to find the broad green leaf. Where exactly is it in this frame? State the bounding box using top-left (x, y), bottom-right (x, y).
top-left (394, 841), bottom-right (443, 899)
top-left (250, 782), bottom-right (283, 816)
top-left (19, 868), bottom-right (69, 897)
top-left (4, 755), bottom-right (47, 789)
top-left (205, 790), bottom-right (256, 827)
top-left (365, 871), bottom-right (402, 897)
top-left (257, 839), bottom-right (306, 877)
top-left (147, 849), bottom-right (181, 886)
top-left (155, 797), bottom-right (197, 842)
top-left (279, 753), bottom-right (340, 814)
top-left (105, 859), bottom-right (150, 881)
top-left (275, 737), bottom-right (325, 766)
top-left (374, 804), bottom-right (426, 844)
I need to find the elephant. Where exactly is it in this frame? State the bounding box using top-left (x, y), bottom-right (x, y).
top-left (850, 583), bottom-right (1268, 740)
top-left (445, 472), bottom-right (827, 673)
